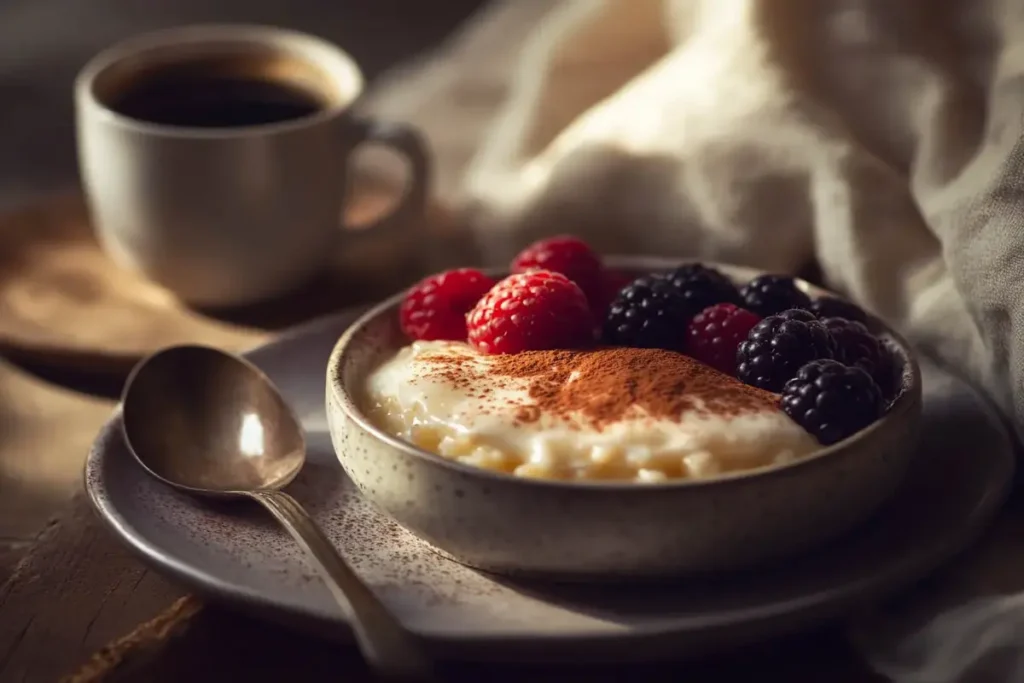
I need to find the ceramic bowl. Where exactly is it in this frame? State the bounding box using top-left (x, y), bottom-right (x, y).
top-left (326, 258), bottom-right (922, 580)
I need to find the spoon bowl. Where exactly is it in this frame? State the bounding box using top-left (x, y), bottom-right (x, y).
top-left (120, 344), bottom-right (435, 681)
top-left (121, 344), bottom-right (304, 494)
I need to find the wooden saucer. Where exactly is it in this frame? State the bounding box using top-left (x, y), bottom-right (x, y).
top-left (0, 181), bottom-right (458, 375)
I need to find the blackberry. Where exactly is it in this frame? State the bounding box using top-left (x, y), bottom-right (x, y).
top-left (823, 318), bottom-right (897, 398)
top-left (740, 274), bottom-right (812, 317)
top-left (781, 359), bottom-right (884, 445)
top-left (736, 309), bottom-right (835, 391)
top-left (809, 296), bottom-right (868, 324)
top-left (603, 275), bottom-right (692, 351)
top-left (776, 308), bottom-right (820, 324)
top-left (664, 263), bottom-right (741, 312)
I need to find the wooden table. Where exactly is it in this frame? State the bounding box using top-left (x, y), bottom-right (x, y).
top-left (0, 488), bottom-right (884, 682)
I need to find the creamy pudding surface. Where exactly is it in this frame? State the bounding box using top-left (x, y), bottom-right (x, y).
top-left (363, 340), bottom-right (819, 483)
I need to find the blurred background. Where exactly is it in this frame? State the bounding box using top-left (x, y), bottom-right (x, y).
top-left (0, 0), bottom-right (489, 211)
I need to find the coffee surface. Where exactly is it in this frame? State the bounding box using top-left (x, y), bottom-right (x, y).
top-left (108, 69), bottom-right (326, 128)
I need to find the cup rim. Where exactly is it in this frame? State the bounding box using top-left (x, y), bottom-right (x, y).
top-left (327, 257), bottom-right (924, 492)
top-left (75, 23), bottom-right (365, 139)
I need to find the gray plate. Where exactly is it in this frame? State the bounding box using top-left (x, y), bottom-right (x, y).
top-left (85, 310), bottom-right (1015, 663)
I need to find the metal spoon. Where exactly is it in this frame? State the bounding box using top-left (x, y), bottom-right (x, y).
top-left (120, 344), bottom-right (435, 681)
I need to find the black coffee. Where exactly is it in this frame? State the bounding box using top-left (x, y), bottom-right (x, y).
top-left (109, 68), bottom-right (326, 128)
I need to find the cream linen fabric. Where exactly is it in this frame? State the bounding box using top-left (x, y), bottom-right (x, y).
top-left (362, 1), bottom-right (1024, 679)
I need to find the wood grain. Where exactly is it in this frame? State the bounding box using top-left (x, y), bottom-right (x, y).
top-left (0, 541), bottom-right (29, 586)
top-left (0, 494), bottom-right (184, 683)
top-left (0, 181), bottom-right (461, 378)
top-left (0, 195), bottom-right (266, 374)
top-left (0, 493), bottom-right (884, 683)
top-left (0, 358), bottom-right (114, 542)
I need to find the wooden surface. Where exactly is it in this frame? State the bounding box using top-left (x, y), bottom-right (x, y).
top-left (0, 358), bottom-right (114, 543)
top-left (0, 491), bottom-right (884, 683)
top-left (0, 183), bottom-right (459, 377)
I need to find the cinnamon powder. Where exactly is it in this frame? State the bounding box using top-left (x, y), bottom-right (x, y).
top-left (419, 347), bottom-right (779, 430)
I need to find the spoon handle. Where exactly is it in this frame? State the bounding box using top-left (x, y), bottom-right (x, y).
top-left (245, 490), bottom-right (435, 681)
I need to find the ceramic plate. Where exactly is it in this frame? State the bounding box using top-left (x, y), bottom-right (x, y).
top-left (85, 310), bottom-right (1015, 663)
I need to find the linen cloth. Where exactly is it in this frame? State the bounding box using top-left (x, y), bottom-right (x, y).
top-left (363, 1), bottom-right (1024, 680)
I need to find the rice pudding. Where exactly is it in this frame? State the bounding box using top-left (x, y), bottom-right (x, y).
top-left (364, 340), bottom-right (819, 483)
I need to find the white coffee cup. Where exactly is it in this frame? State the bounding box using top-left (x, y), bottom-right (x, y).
top-left (75, 24), bottom-right (430, 308)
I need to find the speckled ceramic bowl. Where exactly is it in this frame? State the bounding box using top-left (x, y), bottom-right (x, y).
top-left (326, 258), bottom-right (922, 580)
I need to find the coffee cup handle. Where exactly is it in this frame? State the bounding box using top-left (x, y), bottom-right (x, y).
top-left (341, 118), bottom-right (431, 240)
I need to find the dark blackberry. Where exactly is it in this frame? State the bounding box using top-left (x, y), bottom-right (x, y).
top-left (664, 263), bottom-right (741, 312)
top-left (823, 318), bottom-right (897, 398)
top-left (602, 275), bottom-right (692, 351)
top-left (809, 296), bottom-right (868, 324)
top-left (740, 274), bottom-right (812, 317)
top-left (736, 309), bottom-right (835, 391)
top-left (781, 359), bottom-right (884, 445)
top-left (776, 308), bottom-right (820, 324)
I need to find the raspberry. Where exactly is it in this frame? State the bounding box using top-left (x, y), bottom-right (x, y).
top-left (781, 359), bottom-right (884, 445)
top-left (822, 318), bottom-right (896, 398)
top-left (736, 309), bottom-right (835, 391)
top-left (466, 270), bottom-right (594, 354)
top-left (740, 274), bottom-right (812, 317)
top-left (686, 303), bottom-right (761, 376)
top-left (602, 275), bottom-right (693, 351)
top-left (809, 296), bottom-right (868, 324)
top-left (665, 263), bottom-right (742, 311)
top-left (510, 235), bottom-right (605, 306)
top-left (399, 268), bottom-right (496, 341)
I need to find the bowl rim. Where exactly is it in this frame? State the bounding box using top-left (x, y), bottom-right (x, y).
top-left (327, 256), bottom-right (923, 491)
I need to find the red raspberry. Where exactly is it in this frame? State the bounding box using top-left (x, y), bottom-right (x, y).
top-left (510, 236), bottom-right (605, 306)
top-left (400, 268), bottom-right (496, 341)
top-left (467, 270), bottom-right (594, 354)
top-left (686, 303), bottom-right (761, 376)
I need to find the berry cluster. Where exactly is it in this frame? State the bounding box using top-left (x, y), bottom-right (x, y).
top-left (400, 235), bottom-right (625, 354)
top-left (397, 236), bottom-right (900, 446)
top-left (730, 285), bottom-right (897, 444)
top-left (603, 267), bottom-right (898, 443)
